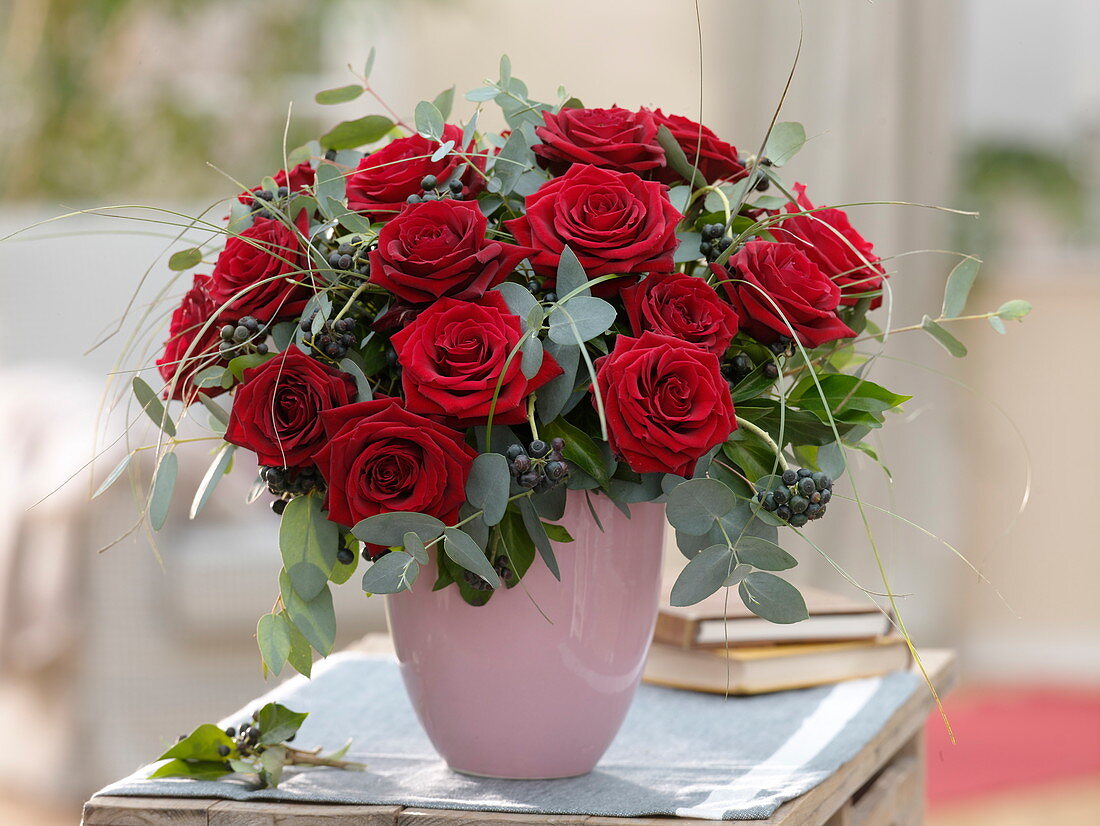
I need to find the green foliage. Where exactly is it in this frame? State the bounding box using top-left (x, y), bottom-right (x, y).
top-left (315, 85), bottom-right (364, 105)
top-left (149, 451), bottom-right (178, 531)
top-left (764, 122), bottom-right (806, 166)
top-left (465, 453), bottom-right (510, 526)
top-left (352, 512), bottom-right (446, 546)
top-left (320, 115), bottom-right (394, 150)
top-left (279, 570), bottom-right (336, 656)
top-left (666, 477), bottom-right (737, 535)
top-left (361, 551), bottom-right (419, 594)
top-left (788, 374), bottom-right (910, 429)
top-left (168, 247), bottom-right (203, 271)
top-left (656, 124), bottom-right (704, 187)
top-left (257, 613), bottom-right (291, 677)
top-left (941, 256), bottom-right (982, 318)
top-left (414, 101), bottom-right (445, 140)
top-left (738, 572), bottom-right (809, 623)
top-left (444, 528), bottom-right (500, 587)
top-left (542, 418), bottom-right (610, 487)
top-left (132, 376), bottom-right (176, 437)
top-left (190, 443), bottom-right (235, 519)
top-left (280, 495), bottom-right (340, 601)
top-left (921, 316), bottom-right (968, 357)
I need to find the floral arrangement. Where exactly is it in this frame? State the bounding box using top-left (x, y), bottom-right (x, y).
top-left (104, 56), bottom-right (1030, 679)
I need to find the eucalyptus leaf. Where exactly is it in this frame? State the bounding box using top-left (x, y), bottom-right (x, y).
top-left (989, 315), bottom-right (1006, 334)
top-left (93, 452), bottom-right (132, 499)
top-left (465, 86), bottom-right (499, 102)
top-left (363, 47), bottom-right (376, 78)
top-left (283, 612), bottom-right (313, 677)
top-left (764, 122), bottom-right (806, 166)
top-left (431, 86), bottom-right (456, 120)
top-left (656, 124), bottom-right (704, 187)
top-left (257, 613), bottom-right (291, 677)
top-left (403, 531), bottom-right (429, 565)
top-left (149, 451), bottom-right (178, 531)
top-left (320, 115), bottom-right (394, 151)
top-left (519, 497), bottom-right (559, 580)
top-left (536, 340), bottom-right (579, 422)
top-left (315, 84), bottom-right (364, 105)
top-left (133, 375), bottom-right (176, 437)
top-left (921, 315), bottom-right (968, 357)
top-left (996, 299), bottom-right (1032, 320)
top-left (495, 281), bottom-right (539, 320)
top-left (198, 393), bottom-right (229, 426)
top-left (414, 100), bottom-right (445, 140)
top-left (671, 544), bottom-right (735, 607)
top-left (168, 247), bottom-right (203, 271)
top-left (555, 245), bottom-right (590, 298)
top-left (352, 512), bottom-right (446, 546)
top-left (443, 528), bottom-right (500, 587)
top-left (732, 536), bottom-right (797, 571)
top-left (465, 452), bottom-right (510, 527)
top-left (547, 296), bottom-right (616, 344)
top-left (280, 495), bottom-right (340, 601)
top-left (314, 161), bottom-right (345, 207)
top-left (665, 477), bottom-right (737, 535)
top-left (521, 336), bottom-right (544, 379)
top-left (361, 551), bottom-right (419, 594)
top-left (339, 358), bottom-right (372, 402)
top-left (189, 443), bottom-right (235, 519)
top-left (738, 572), bottom-right (809, 623)
top-left (280, 570), bottom-right (336, 655)
top-left (941, 256), bottom-right (981, 318)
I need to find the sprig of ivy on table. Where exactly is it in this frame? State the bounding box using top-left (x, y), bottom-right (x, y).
top-left (150, 702), bottom-right (363, 788)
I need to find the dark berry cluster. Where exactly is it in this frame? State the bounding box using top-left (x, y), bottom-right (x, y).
top-left (506, 438), bottom-right (569, 491)
top-left (700, 223), bottom-right (734, 263)
top-left (218, 315), bottom-right (268, 360)
top-left (249, 187), bottom-right (291, 220)
top-left (526, 279), bottom-right (558, 304)
top-left (756, 467), bottom-right (833, 528)
top-left (263, 466), bottom-right (325, 514)
top-left (462, 555), bottom-right (514, 592)
top-left (301, 314), bottom-right (358, 361)
top-left (406, 173), bottom-right (466, 205)
top-left (326, 237), bottom-right (371, 278)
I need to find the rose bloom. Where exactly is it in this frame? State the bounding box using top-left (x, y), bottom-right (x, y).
top-left (390, 292), bottom-right (562, 427)
top-left (646, 109), bottom-right (747, 186)
top-left (621, 272), bottom-right (739, 356)
top-left (224, 346), bottom-right (356, 468)
top-left (715, 240), bottom-right (855, 348)
top-left (593, 331), bottom-right (736, 477)
top-left (505, 164), bottom-right (682, 294)
top-left (369, 199), bottom-right (536, 304)
top-left (533, 106), bottom-right (665, 176)
top-left (237, 162), bottom-right (316, 204)
top-left (774, 183), bottom-right (886, 308)
top-left (156, 273), bottom-right (225, 402)
top-left (346, 125), bottom-right (484, 222)
top-left (313, 398), bottom-right (478, 540)
top-left (209, 214), bottom-right (313, 323)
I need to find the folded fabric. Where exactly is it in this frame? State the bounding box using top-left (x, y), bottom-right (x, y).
top-left (96, 652), bottom-right (919, 820)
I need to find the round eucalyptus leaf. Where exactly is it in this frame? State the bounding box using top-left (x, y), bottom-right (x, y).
top-left (521, 336), bottom-right (544, 379)
top-left (495, 281), bottom-right (539, 321)
top-left (443, 528), bottom-right (501, 587)
top-left (352, 512), bottom-right (446, 546)
top-left (547, 296), bottom-right (617, 345)
top-left (738, 572), bottom-right (809, 624)
top-left (732, 536), bottom-right (797, 571)
top-left (403, 532), bottom-right (429, 565)
top-left (465, 452), bottom-right (510, 527)
top-left (670, 544), bottom-right (735, 607)
top-left (665, 477), bottom-right (737, 535)
top-left (361, 551), bottom-right (419, 595)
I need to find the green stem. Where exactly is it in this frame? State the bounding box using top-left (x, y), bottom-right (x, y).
top-left (735, 416), bottom-right (790, 472)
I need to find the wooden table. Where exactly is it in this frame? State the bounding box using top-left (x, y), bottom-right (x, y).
top-left (83, 649), bottom-right (955, 826)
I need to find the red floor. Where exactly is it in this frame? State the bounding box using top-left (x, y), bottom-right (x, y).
top-left (925, 685), bottom-right (1100, 806)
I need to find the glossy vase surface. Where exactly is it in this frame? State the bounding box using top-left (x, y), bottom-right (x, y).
top-left (386, 493), bottom-right (666, 779)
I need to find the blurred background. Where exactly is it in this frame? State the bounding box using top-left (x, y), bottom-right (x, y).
top-left (1, 1), bottom-right (1097, 823)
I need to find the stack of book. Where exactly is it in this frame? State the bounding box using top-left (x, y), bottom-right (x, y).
top-left (644, 586), bottom-right (909, 694)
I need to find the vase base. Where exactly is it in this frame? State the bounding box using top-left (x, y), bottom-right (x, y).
top-left (448, 765), bottom-right (593, 781)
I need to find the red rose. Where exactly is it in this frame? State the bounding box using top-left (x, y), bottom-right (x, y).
top-left (313, 398), bottom-right (477, 536)
top-left (368, 199), bottom-right (535, 304)
top-left (775, 183), bottom-right (886, 308)
top-left (505, 164), bottom-right (682, 294)
top-left (390, 292), bottom-right (562, 427)
top-left (621, 272), bottom-right (739, 356)
top-left (346, 125), bottom-right (483, 222)
top-left (533, 106), bottom-right (665, 176)
top-left (646, 109), bottom-right (747, 186)
top-left (714, 241), bottom-right (855, 348)
top-left (156, 273), bottom-right (225, 402)
top-left (209, 214), bottom-right (313, 324)
top-left (237, 162), bottom-right (316, 204)
top-left (224, 346), bottom-right (356, 468)
top-left (593, 331), bottom-right (736, 477)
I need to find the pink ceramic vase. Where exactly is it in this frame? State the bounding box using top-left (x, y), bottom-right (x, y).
top-left (386, 492), bottom-right (666, 779)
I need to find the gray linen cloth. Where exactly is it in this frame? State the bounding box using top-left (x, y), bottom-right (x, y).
top-left (95, 652), bottom-right (919, 820)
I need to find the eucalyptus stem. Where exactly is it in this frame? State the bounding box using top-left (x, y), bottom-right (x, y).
top-left (735, 417), bottom-right (790, 472)
top-left (527, 395), bottom-right (539, 441)
top-left (333, 281), bottom-right (369, 322)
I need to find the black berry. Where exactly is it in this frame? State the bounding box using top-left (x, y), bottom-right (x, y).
top-left (337, 547), bottom-right (354, 565)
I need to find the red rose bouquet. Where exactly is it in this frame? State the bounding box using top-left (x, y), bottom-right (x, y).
top-left (109, 58), bottom-right (1030, 679)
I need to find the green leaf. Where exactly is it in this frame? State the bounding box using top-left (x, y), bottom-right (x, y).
top-left (256, 703), bottom-right (309, 745)
top-left (671, 545), bottom-right (734, 606)
top-left (536, 340), bottom-right (579, 423)
top-left (414, 100), bottom-right (445, 140)
top-left (280, 495), bottom-right (340, 601)
top-left (521, 336), bottom-right (544, 379)
top-left (314, 161), bottom-right (346, 209)
top-left (674, 232), bottom-right (703, 263)
top-left (363, 47), bottom-right (376, 79)
top-left (168, 247), bottom-right (203, 271)
top-left (329, 535), bottom-right (360, 585)
top-left (764, 122), bottom-right (806, 167)
top-left (989, 315), bottom-right (1007, 335)
top-left (921, 315), bottom-right (968, 357)
top-left (465, 453), bottom-right (510, 527)
top-left (941, 256), bottom-right (981, 318)
top-left (547, 296), bottom-right (616, 345)
top-left (738, 572), bottom-right (809, 623)
top-left (315, 84), bottom-right (364, 105)
top-left (497, 508), bottom-right (537, 584)
top-left (665, 477), bottom-right (737, 535)
top-left (149, 759), bottom-right (231, 781)
top-left (361, 551), bottom-right (419, 594)
top-left (732, 536), bottom-right (797, 571)
top-left (655, 124), bottom-right (704, 187)
top-left (352, 512), bottom-right (446, 546)
top-left (189, 443), bottom-right (235, 519)
top-left (259, 745), bottom-right (286, 787)
top-left (495, 281), bottom-right (539, 321)
top-left (542, 418), bottom-right (610, 487)
top-left (257, 613), bottom-right (291, 678)
top-left (283, 611), bottom-right (313, 677)
top-left (198, 393), bottom-right (229, 426)
top-left (339, 358), bottom-right (372, 402)
top-left (996, 299), bottom-right (1032, 320)
top-left (93, 452), bottom-right (132, 499)
top-left (149, 451), bottom-right (178, 531)
top-left (788, 374), bottom-right (910, 428)
top-left (403, 531), bottom-right (429, 565)
top-left (158, 724), bottom-right (235, 761)
top-left (732, 399), bottom-right (836, 447)
top-left (132, 375), bottom-right (176, 437)
top-left (280, 570), bottom-right (336, 656)
top-left (228, 352), bottom-right (276, 381)
top-left (466, 86), bottom-right (500, 102)
top-left (432, 86), bottom-right (456, 120)
top-left (320, 115), bottom-right (395, 150)
top-left (517, 497), bottom-right (559, 579)
top-left (541, 522), bottom-right (573, 542)
top-left (491, 129), bottom-right (534, 195)
top-left (556, 245), bottom-right (590, 298)
top-left (444, 528), bottom-right (500, 587)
